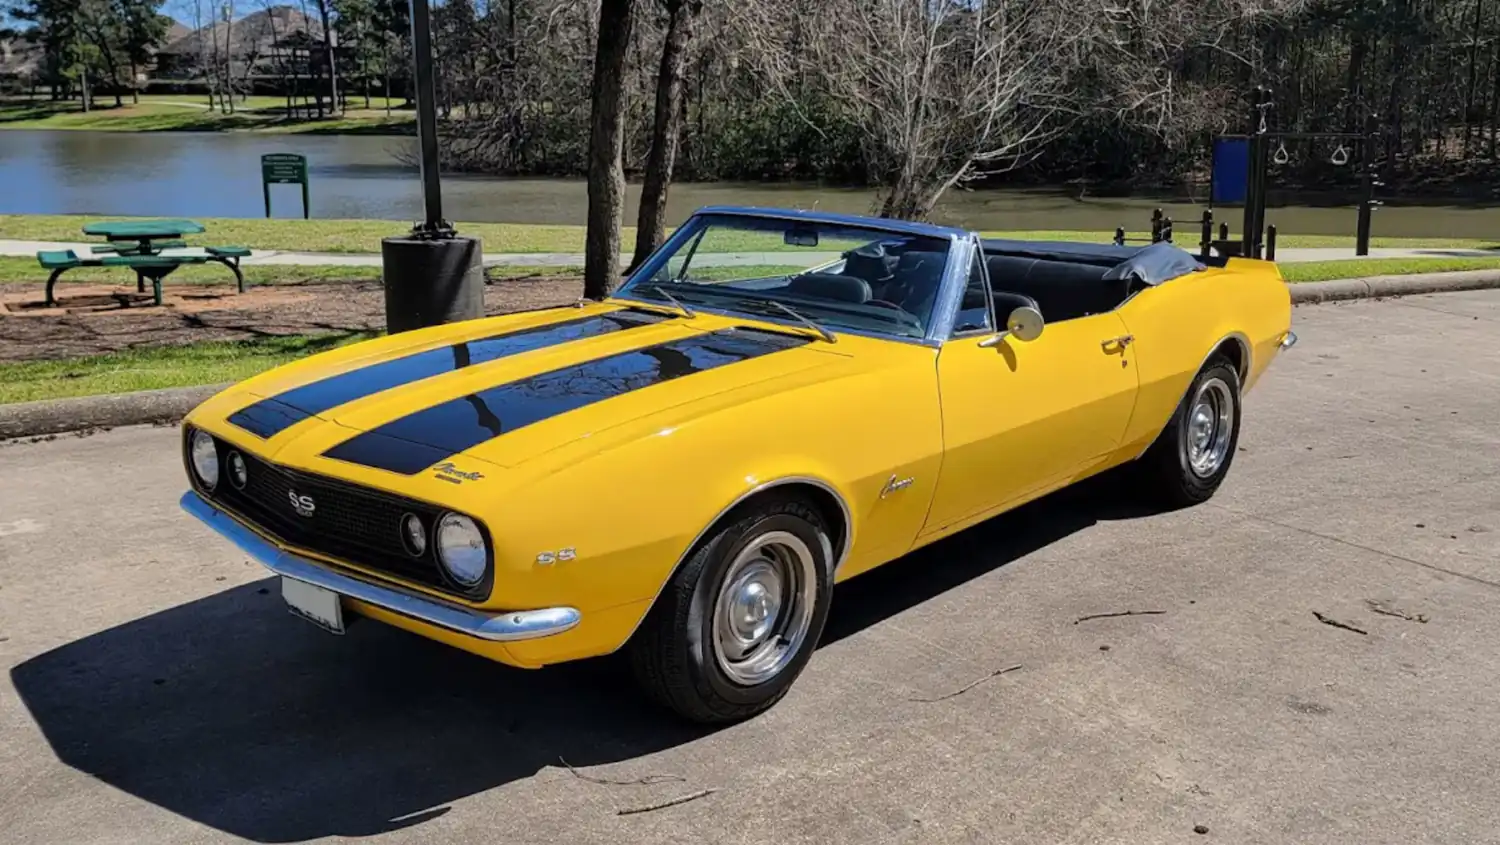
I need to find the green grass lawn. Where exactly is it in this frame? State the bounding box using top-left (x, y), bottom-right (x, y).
top-left (0, 333), bottom-right (376, 405)
top-left (0, 97), bottom-right (414, 135)
top-left (1278, 256), bottom-right (1500, 282)
top-left (0, 256), bottom-right (579, 287)
top-left (8, 214), bottom-right (1500, 257)
top-left (0, 256), bottom-right (383, 285)
top-left (0, 215), bottom-right (601, 255)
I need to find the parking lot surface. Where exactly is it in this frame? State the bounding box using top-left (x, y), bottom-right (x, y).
top-left (2, 291), bottom-right (1499, 845)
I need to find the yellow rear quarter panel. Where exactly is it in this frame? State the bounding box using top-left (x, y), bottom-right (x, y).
top-left (1116, 259), bottom-right (1292, 455)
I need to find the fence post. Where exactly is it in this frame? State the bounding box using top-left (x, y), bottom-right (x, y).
top-left (1266, 224), bottom-right (1277, 261)
top-left (1114, 227), bottom-right (1126, 247)
top-left (1162, 216), bottom-right (1174, 243)
top-left (1356, 111), bottom-right (1380, 257)
top-left (1150, 208), bottom-right (1163, 243)
top-left (1199, 210), bottom-right (1213, 258)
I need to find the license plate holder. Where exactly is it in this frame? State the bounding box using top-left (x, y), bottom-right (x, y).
top-left (281, 576), bottom-right (346, 635)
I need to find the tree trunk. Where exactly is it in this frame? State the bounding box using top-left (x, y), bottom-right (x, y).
top-left (1465, 0), bottom-right (1484, 155)
top-left (584, 0), bottom-right (637, 300)
top-left (629, 0), bottom-right (697, 272)
top-left (80, 62), bottom-right (91, 113)
top-left (315, 0), bottom-right (340, 115)
top-left (1344, 34), bottom-right (1366, 134)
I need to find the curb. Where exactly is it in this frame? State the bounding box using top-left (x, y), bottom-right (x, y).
top-left (0, 383), bottom-right (227, 440)
top-left (1290, 269), bottom-right (1500, 304)
top-left (3, 269), bottom-right (1499, 440)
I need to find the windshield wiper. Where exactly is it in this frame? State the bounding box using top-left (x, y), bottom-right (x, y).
top-left (762, 299), bottom-right (837, 344)
top-left (652, 285), bottom-right (697, 318)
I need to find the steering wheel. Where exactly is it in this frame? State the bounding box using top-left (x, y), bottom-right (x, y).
top-left (862, 299), bottom-right (924, 332)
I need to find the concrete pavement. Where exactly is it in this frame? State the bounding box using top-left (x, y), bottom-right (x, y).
top-left (3, 237), bottom-right (1497, 268)
top-left (3, 291), bottom-right (1500, 844)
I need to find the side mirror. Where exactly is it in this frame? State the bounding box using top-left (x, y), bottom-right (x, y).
top-left (1005, 306), bottom-right (1044, 341)
top-left (978, 305), bottom-right (1045, 347)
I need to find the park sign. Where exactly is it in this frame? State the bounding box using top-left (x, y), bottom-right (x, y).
top-left (261, 153), bottom-right (310, 219)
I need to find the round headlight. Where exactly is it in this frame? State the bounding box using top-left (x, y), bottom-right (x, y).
top-left (227, 451), bottom-right (248, 489)
top-left (190, 430), bottom-right (219, 490)
top-left (402, 513), bottom-right (428, 557)
top-left (436, 513), bottom-right (487, 587)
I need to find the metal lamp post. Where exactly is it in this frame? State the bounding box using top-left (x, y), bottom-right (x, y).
top-left (379, 0), bottom-right (485, 333)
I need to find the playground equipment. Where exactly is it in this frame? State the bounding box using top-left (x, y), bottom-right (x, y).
top-left (1207, 86), bottom-right (1384, 260)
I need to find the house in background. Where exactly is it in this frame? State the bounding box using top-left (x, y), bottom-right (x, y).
top-left (154, 6), bottom-right (339, 101)
top-left (0, 34), bottom-right (42, 93)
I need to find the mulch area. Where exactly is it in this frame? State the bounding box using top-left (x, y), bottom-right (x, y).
top-left (0, 274), bottom-right (585, 362)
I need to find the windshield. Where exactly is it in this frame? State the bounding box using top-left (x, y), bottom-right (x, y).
top-left (616, 215), bottom-right (953, 340)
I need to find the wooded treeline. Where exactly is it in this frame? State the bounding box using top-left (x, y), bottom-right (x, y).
top-left (426, 0), bottom-right (1500, 193)
top-left (12, 0), bottom-right (1500, 191)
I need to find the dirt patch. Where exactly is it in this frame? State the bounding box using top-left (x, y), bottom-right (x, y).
top-left (0, 275), bottom-right (585, 362)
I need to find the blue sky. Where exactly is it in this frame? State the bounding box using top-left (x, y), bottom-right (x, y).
top-left (162, 1), bottom-right (258, 26)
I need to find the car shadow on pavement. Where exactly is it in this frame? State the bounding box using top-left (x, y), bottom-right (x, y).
top-left (11, 472), bottom-right (1157, 843)
top-left (824, 471), bottom-right (1157, 646)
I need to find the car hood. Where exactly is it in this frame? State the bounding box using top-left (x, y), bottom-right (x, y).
top-left (191, 302), bottom-right (855, 477)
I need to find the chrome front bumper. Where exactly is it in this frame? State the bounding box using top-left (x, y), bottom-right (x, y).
top-left (180, 491), bottom-right (581, 642)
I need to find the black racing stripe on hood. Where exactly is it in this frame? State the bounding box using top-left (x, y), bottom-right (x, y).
top-left (321, 328), bottom-right (811, 475)
top-left (226, 310), bottom-right (668, 439)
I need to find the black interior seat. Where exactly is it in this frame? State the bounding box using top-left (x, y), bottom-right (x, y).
top-left (984, 255), bottom-right (1130, 322)
top-left (991, 291), bottom-right (1040, 321)
top-left (788, 272), bottom-right (871, 303)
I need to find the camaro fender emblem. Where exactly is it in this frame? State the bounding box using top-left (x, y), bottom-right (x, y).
top-left (287, 491), bottom-right (316, 517)
top-left (432, 461), bottom-right (485, 484)
top-left (880, 474), bottom-right (915, 499)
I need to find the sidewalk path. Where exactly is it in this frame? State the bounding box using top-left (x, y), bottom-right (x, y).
top-left (1, 239), bottom-right (1495, 268)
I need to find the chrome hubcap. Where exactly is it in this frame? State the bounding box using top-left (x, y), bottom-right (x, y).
top-left (1185, 377), bottom-right (1235, 478)
top-left (712, 531), bottom-right (817, 686)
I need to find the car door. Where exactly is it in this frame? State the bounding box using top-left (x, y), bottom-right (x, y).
top-left (921, 250), bottom-right (1141, 536)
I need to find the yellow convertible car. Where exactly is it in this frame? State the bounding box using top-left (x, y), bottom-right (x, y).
top-left (180, 207), bottom-right (1294, 723)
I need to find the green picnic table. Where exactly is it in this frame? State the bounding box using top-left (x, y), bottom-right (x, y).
top-left (36, 219), bottom-right (252, 307)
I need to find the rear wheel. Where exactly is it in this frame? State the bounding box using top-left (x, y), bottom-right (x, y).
top-left (629, 496), bottom-right (833, 724)
top-left (1138, 357), bottom-right (1242, 507)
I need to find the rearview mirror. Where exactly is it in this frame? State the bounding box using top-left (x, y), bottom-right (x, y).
top-left (978, 305), bottom-right (1045, 347)
top-left (784, 228), bottom-right (819, 247)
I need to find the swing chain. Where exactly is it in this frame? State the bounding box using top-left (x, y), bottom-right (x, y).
top-left (1273, 141), bottom-right (1290, 165)
top-left (1330, 142), bottom-right (1349, 166)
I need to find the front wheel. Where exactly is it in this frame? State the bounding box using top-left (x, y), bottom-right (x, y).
top-left (1137, 357), bottom-right (1243, 507)
top-left (628, 497), bottom-right (833, 724)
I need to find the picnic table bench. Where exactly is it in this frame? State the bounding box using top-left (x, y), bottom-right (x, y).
top-left (36, 219), bottom-right (253, 307)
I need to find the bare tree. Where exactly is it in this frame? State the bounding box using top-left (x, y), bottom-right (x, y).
top-left (314, 0), bottom-right (339, 114)
top-left (746, 0), bottom-right (1092, 220)
top-left (584, 0), bottom-right (635, 299)
top-left (629, 0), bottom-right (700, 270)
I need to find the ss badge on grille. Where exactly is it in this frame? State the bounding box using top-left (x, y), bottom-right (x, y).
top-left (287, 491), bottom-right (316, 518)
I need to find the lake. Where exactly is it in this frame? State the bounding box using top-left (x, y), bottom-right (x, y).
top-left (3, 129), bottom-right (1499, 239)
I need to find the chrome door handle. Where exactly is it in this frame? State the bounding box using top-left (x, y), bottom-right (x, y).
top-left (1101, 334), bottom-right (1134, 352)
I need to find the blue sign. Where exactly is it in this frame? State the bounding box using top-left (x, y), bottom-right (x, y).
top-left (1211, 138), bottom-right (1250, 205)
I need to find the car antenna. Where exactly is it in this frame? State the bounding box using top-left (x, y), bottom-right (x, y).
top-left (765, 300), bottom-right (836, 344)
top-left (652, 285), bottom-right (696, 319)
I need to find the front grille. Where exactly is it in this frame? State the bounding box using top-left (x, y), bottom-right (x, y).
top-left (196, 434), bottom-right (488, 599)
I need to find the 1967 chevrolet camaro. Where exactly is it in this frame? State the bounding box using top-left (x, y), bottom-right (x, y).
top-left (180, 206), bottom-right (1295, 723)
